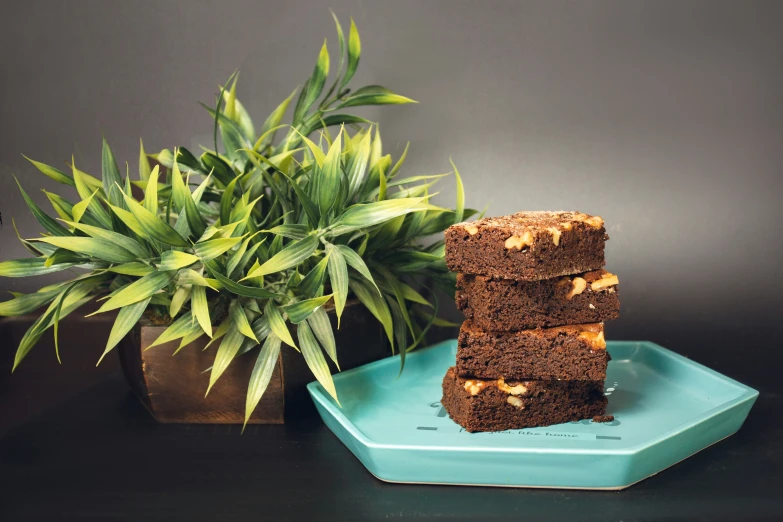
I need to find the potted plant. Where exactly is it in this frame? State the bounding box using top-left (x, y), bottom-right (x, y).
top-left (0, 15), bottom-right (474, 426)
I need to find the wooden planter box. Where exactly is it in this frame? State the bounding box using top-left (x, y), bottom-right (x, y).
top-left (118, 301), bottom-right (385, 424)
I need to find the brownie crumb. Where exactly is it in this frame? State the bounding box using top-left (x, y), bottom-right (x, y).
top-left (592, 415), bottom-right (614, 423)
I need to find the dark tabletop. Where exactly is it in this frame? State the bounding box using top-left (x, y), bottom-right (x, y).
top-left (1, 324), bottom-right (782, 522)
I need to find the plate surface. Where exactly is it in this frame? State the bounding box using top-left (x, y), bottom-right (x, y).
top-left (308, 340), bottom-right (758, 489)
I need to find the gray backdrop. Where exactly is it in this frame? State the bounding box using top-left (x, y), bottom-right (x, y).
top-left (2, 0), bottom-right (781, 345)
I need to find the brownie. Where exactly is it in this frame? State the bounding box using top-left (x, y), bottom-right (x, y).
top-left (456, 321), bottom-right (609, 381)
top-left (456, 269), bottom-right (620, 330)
top-left (441, 367), bottom-right (607, 432)
top-left (445, 211), bottom-right (608, 281)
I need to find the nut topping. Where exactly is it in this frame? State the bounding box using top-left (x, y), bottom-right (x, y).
top-left (463, 380), bottom-right (487, 396)
top-left (591, 274), bottom-right (619, 291)
top-left (464, 224), bottom-right (479, 235)
top-left (497, 377), bottom-right (528, 396)
top-left (579, 330), bottom-right (606, 350)
top-left (504, 231), bottom-right (534, 250)
top-left (547, 227), bottom-right (562, 246)
top-left (565, 277), bottom-right (587, 300)
top-left (507, 396), bottom-right (525, 409)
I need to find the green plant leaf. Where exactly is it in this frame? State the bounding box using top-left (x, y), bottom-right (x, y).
top-left (147, 312), bottom-right (197, 349)
top-left (108, 262), bottom-right (155, 277)
top-left (71, 164), bottom-right (112, 228)
top-left (43, 190), bottom-right (74, 221)
top-left (337, 85), bottom-right (416, 109)
top-left (342, 17), bottom-right (361, 88)
top-left (244, 332), bottom-right (282, 428)
top-left (107, 203), bottom-right (148, 237)
top-left (334, 244), bottom-right (380, 294)
top-left (34, 236), bottom-right (137, 264)
top-left (0, 288), bottom-right (60, 317)
top-left (330, 197), bottom-right (426, 235)
top-left (12, 278), bottom-right (100, 371)
top-left (89, 270), bottom-right (176, 315)
top-left (298, 321), bottom-right (338, 403)
top-left (451, 158), bottom-right (465, 223)
top-left (245, 235), bottom-right (319, 279)
top-left (206, 324), bottom-right (244, 395)
top-left (259, 89), bottom-right (298, 149)
top-left (23, 155), bottom-right (75, 186)
top-left (316, 131), bottom-right (343, 215)
top-left (101, 137), bottom-right (124, 206)
top-left (190, 285), bottom-right (212, 338)
top-left (172, 158), bottom-right (207, 237)
top-left (318, 114), bottom-right (372, 130)
top-left (99, 296), bottom-right (151, 364)
top-left (138, 139), bottom-right (152, 181)
top-left (295, 40), bottom-right (330, 124)
top-left (0, 258), bottom-right (75, 278)
top-left (178, 268), bottom-right (219, 290)
top-left (297, 252), bottom-right (330, 297)
top-left (326, 245), bottom-right (348, 327)
top-left (119, 191), bottom-right (189, 247)
top-left (169, 284), bottom-right (191, 318)
top-left (203, 262), bottom-right (280, 299)
top-left (229, 300), bottom-right (258, 343)
top-left (220, 176), bottom-right (240, 226)
top-left (349, 278), bottom-right (393, 348)
top-left (144, 165), bottom-right (160, 214)
top-left (71, 189), bottom-right (99, 224)
top-left (281, 170), bottom-right (320, 226)
top-left (264, 224), bottom-right (310, 241)
top-left (194, 236), bottom-right (244, 262)
top-left (282, 294), bottom-right (332, 324)
top-left (306, 307), bottom-right (338, 369)
top-left (63, 220), bottom-right (149, 259)
top-left (157, 251), bottom-right (200, 271)
top-left (14, 176), bottom-right (72, 237)
top-left (389, 142), bottom-right (410, 178)
top-left (264, 300), bottom-right (296, 349)
top-left (200, 151), bottom-right (236, 187)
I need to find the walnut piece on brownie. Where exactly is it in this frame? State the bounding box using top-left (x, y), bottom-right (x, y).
top-left (455, 269), bottom-right (620, 331)
top-left (445, 211), bottom-right (608, 281)
top-left (456, 321), bottom-right (610, 381)
top-left (441, 367), bottom-right (607, 432)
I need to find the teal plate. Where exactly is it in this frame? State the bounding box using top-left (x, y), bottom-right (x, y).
top-left (307, 340), bottom-right (758, 490)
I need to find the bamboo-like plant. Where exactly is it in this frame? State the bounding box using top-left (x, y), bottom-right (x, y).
top-left (0, 15), bottom-right (474, 424)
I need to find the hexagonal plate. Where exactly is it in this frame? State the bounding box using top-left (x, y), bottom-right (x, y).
top-left (308, 340), bottom-right (757, 489)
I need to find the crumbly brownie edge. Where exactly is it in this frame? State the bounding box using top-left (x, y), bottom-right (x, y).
top-left (456, 321), bottom-right (609, 381)
top-left (441, 367), bottom-right (607, 433)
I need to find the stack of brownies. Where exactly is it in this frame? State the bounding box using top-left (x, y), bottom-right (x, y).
top-left (441, 211), bottom-right (620, 432)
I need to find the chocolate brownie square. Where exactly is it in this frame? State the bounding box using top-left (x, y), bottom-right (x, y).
top-left (445, 211), bottom-right (608, 281)
top-left (441, 367), bottom-right (607, 432)
top-left (456, 269), bottom-right (620, 331)
top-left (456, 321), bottom-right (609, 381)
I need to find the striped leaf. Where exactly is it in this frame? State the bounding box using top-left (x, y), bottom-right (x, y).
top-left (282, 294), bottom-right (332, 324)
top-left (330, 197), bottom-right (426, 236)
top-left (138, 139), bottom-right (152, 181)
top-left (169, 285), bottom-right (191, 318)
top-left (108, 262), bottom-right (155, 277)
top-left (244, 235), bottom-right (319, 279)
top-left (23, 155), bottom-right (75, 186)
top-left (451, 158), bottom-right (465, 223)
top-left (14, 176), bottom-right (71, 237)
top-left (0, 288), bottom-right (60, 317)
top-left (297, 321), bottom-right (338, 403)
top-left (349, 278), bottom-right (393, 348)
top-left (244, 332), bottom-right (282, 428)
top-left (206, 324), bottom-right (245, 395)
top-left (35, 236), bottom-right (136, 264)
top-left (147, 312), bottom-right (198, 349)
top-left (43, 191), bottom-right (75, 221)
top-left (264, 300), bottom-right (296, 349)
top-left (297, 253), bottom-right (330, 297)
top-left (307, 307), bottom-right (338, 369)
top-left (194, 236), bottom-right (243, 262)
top-left (0, 258), bottom-right (75, 278)
top-left (158, 250), bottom-right (200, 271)
top-left (120, 191), bottom-right (189, 247)
top-left (326, 245), bottom-right (348, 326)
top-left (89, 270), bottom-right (176, 315)
top-left (98, 297), bottom-right (151, 364)
top-left (337, 85), bottom-right (416, 109)
top-left (334, 245), bottom-right (380, 294)
top-left (144, 165), bottom-right (160, 214)
top-left (63, 220), bottom-right (149, 259)
top-left (229, 300), bottom-right (258, 343)
top-left (258, 89), bottom-right (297, 150)
top-left (204, 262), bottom-right (280, 299)
top-left (190, 285), bottom-right (212, 338)
top-left (341, 17), bottom-right (361, 88)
